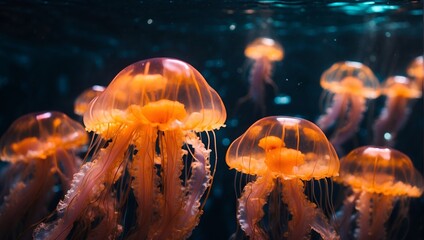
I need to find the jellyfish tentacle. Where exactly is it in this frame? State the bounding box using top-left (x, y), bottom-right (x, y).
top-left (281, 178), bottom-right (339, 240)
top-left (373, 96), bottom-right (410, 146)
top-left (333, 191), bottom-right (359, 240)
top-left (176, 132), bottom-right (212, 237)
top-left (331, 95), bottom-right (365, 147)
top-left (34, 127), bottom-right (133, 240)
top-left (317, 93), bottom-right (346, 131)
top-left (238, 173), bottom-right (275, 240)
top-left (86, 192), bottom-right (122, 240)
top-left (355, 191), bottom-right (371, 240)
top-left (128, 127), bottom-right (160, 239)
top-left (0, 158), bottom-right (53, 239)
top-left (369, 194), bottom-right (394, 239)
top-left (150, 129), bottom-right (186, 240)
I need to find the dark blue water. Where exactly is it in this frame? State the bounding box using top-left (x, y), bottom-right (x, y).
top-left (0, 1), bottom-right (423, 239)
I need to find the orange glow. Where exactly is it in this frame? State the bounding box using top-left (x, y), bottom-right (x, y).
top-left (407, 55), bottom-right (424, 80)
top-left (244, 37), bottom-right (284, 61)
top-left (226, 116), bottom-right (339, 180)
top-left (337, 146), bottom-right (423, 197)
top-left (0, 112), bottom-right (88, 162)
top-left (35, 58), bottom-right (226, 240)
top-left (226, 116), bottom-right (340, 239)
top-left (320, 61), bottom-right (380, 99)
top-left (74, 85), bottom-right (105, 116)
top-left (381, 75), bottom-right (422, 99)
top-left (0, 111), bottom-right (87, 240)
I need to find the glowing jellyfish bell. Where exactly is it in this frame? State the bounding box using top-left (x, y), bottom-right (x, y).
top-left (317, 61), bottom-right (380, 150)
top-left (0, 111), bottom-right (87, 240)
top-left (238, 37), bottom-right (284, 115)
top-left (337, 146), bottom-right (423, 239)
top-left (74, 85), bottom-right (105, 116)
top-left (35, 58), bottom-right (226, 240)
top-left (373, 76), bottom-right (422, 146)
top-left (226, 116), bottom-right (339, 240)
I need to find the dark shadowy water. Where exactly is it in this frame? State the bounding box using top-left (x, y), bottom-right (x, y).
top-left (0, 1), bottom-right (423, 239)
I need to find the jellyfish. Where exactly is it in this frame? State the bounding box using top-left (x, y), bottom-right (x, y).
top-left (373, 76), bottom-right (422, 146)
top-left (238, 37), bottom-right (284, 115)
top-left (335, 146), bottom-right (423, 240)
top-left (317, 61), bottom-right (380, 150)
top-left (34, 58), bottom-right (226, 240)
top-left (226, 116), bottom-right (340, 240)
top-left (0, 111), bottom-right (87, 240)
top-left (407, 55), bottom-right (423, 89)
top-left (74, 85), bottom-right (105, 116)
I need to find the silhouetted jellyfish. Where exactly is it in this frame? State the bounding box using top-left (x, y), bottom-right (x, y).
top-left (335, 146), bottom-right (423, 240)
top-left (407, 55), bottom-right (423, 89)
top-left (373, 76), bottom-right (422, 146)
top-left (35, 58), bottom-right (226, 240)
top-left (317, 61), bottom-right (380, 150)
top-left (0, 111), bottom-right (87, 240)
top-left (226, 116), bottom-right (340, 240)
top-left (238, 37), bottom-right (284, 115)
top-left (74, 85), bottom-right (105, 116)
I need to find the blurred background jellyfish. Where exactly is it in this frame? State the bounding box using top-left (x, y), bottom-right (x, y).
top-left (74, 85), bottom-right (105, 116)
top-left (335, 146), bottom-right (423, 240)
top-left (35, 58), bottom-right (226, 240)
top-left (226, 116), bottom-right (339, 240)
top-left (373, 76), bottom-right (422, 146)
top-left (0, 111), bottom-right (87, 240)
top-left (317, 61), bottom-right (380, 151)
top-left (407, 55), bottom-right (423, 89)
top-left (238, 37), bottom-right (284, 116)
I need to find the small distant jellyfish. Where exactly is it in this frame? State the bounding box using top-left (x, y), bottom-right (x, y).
top-left (407, 55), bottom-right (423, 89)
top-left (317, 61), bottom-right (380, 150)
top-left (74, 85), bottom-right (105, 116)
top-left (0, 111), bottom-right (87, 240)
top-left (226, 116), bottom-right (340, 240)
top-left (238, 37), bottom-right (284, 115)
top-left (373, 76), bottom-right (422, 146)
top-left (335, 146), bottom-right (423, 240)
top-left (35, 58), bottom-right (226, 240)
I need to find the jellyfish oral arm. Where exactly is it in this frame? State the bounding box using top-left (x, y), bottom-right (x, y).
top-left (34, 127), bottom-right (133, 240)
top-left (373, 96), bottom-right (410, 146)
top-left (355, 191), bottom-right (394, 240)
top-left (179, 133), bottom-right (212, 227)
top-left (317, 93), bottom-right (346, 131)
top-left (129, 127), bottom-right (160, 239)
top-left (281, 179), bottom-right (339, 240)
top-left (330, 95), bottom-right (365, 147)
top-left (238, 173), bottom-right (275, 239)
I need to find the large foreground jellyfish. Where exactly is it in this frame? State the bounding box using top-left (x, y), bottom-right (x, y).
top-left (35, 58), bottom-right (226, 240)
top-left (335, 146), bottom-right (423, 240)
top-left (226, 116), bottom-right (340, 240)
top-left (373, 76), bottom-right (422, 146)
top-left (238, 37), bottom-right (284, 115)
top-left (0, 111), bottom-right (87, 240)
top-left (317, 61), bottom-right (380, 150)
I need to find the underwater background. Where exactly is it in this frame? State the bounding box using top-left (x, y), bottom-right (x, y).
top-left (0, 0), bottom-right (422, 239)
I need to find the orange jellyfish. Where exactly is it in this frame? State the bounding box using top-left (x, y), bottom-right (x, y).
top-left (407, 55), bottom-right (423, 89)
top-left (317, 61), bottom-right (380, 150)
top-left (0, 111), bottom-right (87, 240)
top-left (226, 116), bottom-right (340, 240)
top-left (74, 85), bottom-right (105, 116)
top-left (35, 58), bottom-right (226, 240)
top-left (238, 37), bottom-right (284, 115)
top-left (373, 76), bottom-right (422, 146)
top-left (335, 146), bottom-right (423, 240)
